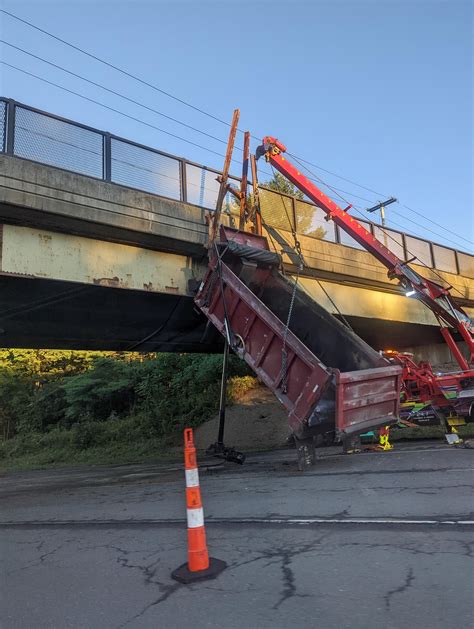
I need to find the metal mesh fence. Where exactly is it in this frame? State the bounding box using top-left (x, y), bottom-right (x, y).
top-left (14, 106), bottom-right (104, 177)
top-left (457, 252), bottom-right (474, 279)
top-left (186, 164), bottom-right (237, 218)
top-left (432, 244), bottom-right (458, 274)
top-left (338, 219), bottom-right (373, 250)
top-left (0, 100), bottom-right (6, 152)
top-left (373, 226), bottom-right (405, 260)
top-left (295, 199), bottom-right (336, 242)
top-left (186, 164), bottom-right (220, 209)
top-left (259, 187), bottom-right (295, 232)
top-left (111, 139), bottom-right (181, 200)
top-left (2, 100), bottom-right (469, 274)
top-left (405, 235), bottom-right (433, 267)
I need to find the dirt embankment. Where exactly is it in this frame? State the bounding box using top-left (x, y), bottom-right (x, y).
top-left (194, 383), bottom-right (289, 452)
top-left (194, 361), bottom-right (471, 453)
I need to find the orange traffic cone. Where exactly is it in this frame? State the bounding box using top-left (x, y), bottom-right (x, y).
top-left (171, 428), bottom-right (226, 583)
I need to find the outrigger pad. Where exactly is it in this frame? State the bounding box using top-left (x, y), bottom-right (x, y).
top-left (445, 433), bottom-right (462, 445)
top-left (171, 558), bottom-right (227, 584)
top-left (294, 436), bottom-right (316, 471)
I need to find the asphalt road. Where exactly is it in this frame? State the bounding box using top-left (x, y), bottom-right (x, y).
top-left (1, 442), bottom-right (473, 628)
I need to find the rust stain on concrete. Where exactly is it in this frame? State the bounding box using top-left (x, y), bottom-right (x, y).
top-left (93, 276), bottom-right (123, 288)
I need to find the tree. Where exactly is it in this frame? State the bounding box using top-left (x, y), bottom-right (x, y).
top-left (261, 173), bottom-right (327, 240)
top-left (264, 172), bottom-right (304, 200)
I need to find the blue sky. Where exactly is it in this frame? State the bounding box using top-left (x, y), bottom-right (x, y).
top-left (0, 0), bottom-right (472, 252)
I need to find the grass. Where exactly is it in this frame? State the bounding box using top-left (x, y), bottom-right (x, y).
top-left (389, 423), bottom-right (474, 441)
top-left (1, 391), bottom-right (473, 473)
top-left (0, 415), bottom-right (180, 473)
top-left (0, 437), bottom-right (179, 472)
top-left (0, 376), bottom-right (261, 473)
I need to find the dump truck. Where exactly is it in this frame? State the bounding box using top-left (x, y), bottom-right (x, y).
top-left (194, 225), bottom-right (402, 468)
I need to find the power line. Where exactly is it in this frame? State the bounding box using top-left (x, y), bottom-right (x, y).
top-left (2, 48), bottom-right (352, 204)
top-left (399, 202), bottom-right (473, 246)
top-left (289, 151), bottom-right (473, 249)
top-left (390, 208), bottom-right (472, 250)
top-left (1, 61), bottom-right (235, 161)
top-left (288, 153), bottom-right (471, 250)
top-left (0, 8), bottom-right (236, 132)
top-left (4, 58), bottom-right (470, 251)
top-left (287, 151), bottom-right (386, 197)
top-left (286, 156), bottom-right (466, 295)
top-left (0, 40), bottom-right (234, 149)
top-left (2, 9), bottom-right (470, 247)
top-left (0, 8), bottom-right (412, 203)
top-left (2, 39), bottom-right (368, 205)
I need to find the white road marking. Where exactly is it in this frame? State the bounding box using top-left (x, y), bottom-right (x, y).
top-left (0, 517), bottom-right (472, 526)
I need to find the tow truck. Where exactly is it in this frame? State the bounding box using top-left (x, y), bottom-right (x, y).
top-left (255, 136), bottom-right (474, 437)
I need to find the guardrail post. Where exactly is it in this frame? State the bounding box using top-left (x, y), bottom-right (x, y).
top-left (5, 99), bottom-right (16, 155)
top-left (401, 233), bottom-right (409, 262)
top-left (103, 132), bottom-right (111, 181)
top-left (454, 251), bottom-right (460, 275)
top-left (428, 242), bottom-right (435, 269)
top-left (291, 196), bottom-right (297, 233)
top-left (180, 159), bottom-right (187, 203)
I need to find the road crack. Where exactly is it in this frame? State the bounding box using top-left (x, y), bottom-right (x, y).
top-left (384, 566), bottom-right (415, 611)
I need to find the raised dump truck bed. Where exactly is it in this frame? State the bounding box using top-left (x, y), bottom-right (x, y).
top-left (195, 227), bottom-right (401, 447)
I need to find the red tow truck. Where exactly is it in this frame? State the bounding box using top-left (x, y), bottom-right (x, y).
top-left (256, 137), bottom-right (474, 435)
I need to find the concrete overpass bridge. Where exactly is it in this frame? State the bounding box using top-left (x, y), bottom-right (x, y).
top-left (0, 99), bottom-right (472, 361)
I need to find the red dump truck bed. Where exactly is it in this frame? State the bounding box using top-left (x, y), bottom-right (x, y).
top-left (195, 228), bottom-right (401, 442)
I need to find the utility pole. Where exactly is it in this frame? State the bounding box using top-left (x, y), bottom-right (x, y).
top-left (366, 197), bottom-right (397, 247)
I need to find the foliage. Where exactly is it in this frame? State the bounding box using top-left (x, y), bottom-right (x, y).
top-left (62, 357), bottom-right (137, 423)
top-left (227, 375), bottom-right (259, 399)
top-left (264, 172), bottom-right (304, 200)
top-left (261, 173), bottom-right (327, 240)
top-left (0, 349), bottom-right (252, 470)
top-left (0, 415), bottom-right (175, 470)
top-left (0, 349), bottom-right (104, 376)
top-left (135, 353), bottom-right (250, 434)
top-left (1, 347), bottom-right (473, 472)
top-left (0, 367), bottom-right (35, 440)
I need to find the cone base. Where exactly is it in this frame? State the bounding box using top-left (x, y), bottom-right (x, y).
top-left (171, 557), bottom-right (227, 584)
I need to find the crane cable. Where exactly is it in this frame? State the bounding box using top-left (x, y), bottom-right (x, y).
top-left (288, 155), bottom-right (467, 299)
top-left (264, 165), bottom-right (357, 392)
top-left (266, 164), bottom-right (354, 328)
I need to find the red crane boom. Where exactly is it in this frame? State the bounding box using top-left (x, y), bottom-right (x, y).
top-left (256, 137), bottom-right (473, 370)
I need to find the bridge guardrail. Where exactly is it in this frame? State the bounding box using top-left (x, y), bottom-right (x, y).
top-left (0, 97), bottom-right (472, 278)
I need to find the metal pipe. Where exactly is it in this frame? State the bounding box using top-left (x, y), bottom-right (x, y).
top-left (217, 339), bottom-right (229, 445)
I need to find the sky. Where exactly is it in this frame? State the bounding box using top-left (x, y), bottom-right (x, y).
top-left (0, 0), bottom-right (472, 253)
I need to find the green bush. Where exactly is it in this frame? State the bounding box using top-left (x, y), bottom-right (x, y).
top-left (135, 353), bottom-right (250, 434)
top-left (228, 375), bottom-right (259, 400)
top-left (72, 421), bottom-right (107, 450)
top-left (0, 369), bottom-right (36, 439)
top-left (62, 357), bottom-right (137, 423)
top-left (0, 349), bottom-right (253, 470)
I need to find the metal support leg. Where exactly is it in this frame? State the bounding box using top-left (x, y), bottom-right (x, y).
top-left (342, 434), bottom-right (362, 454)
top-left (206, 341), bottom-right (246, 465)
top-left (294, 435), bottom-right (316, 471)
top-left (217, 340), bottom-right (229, 446)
